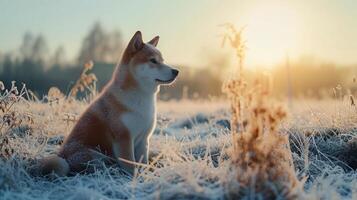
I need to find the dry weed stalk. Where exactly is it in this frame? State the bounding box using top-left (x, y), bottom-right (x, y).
top-left (0, 81), bottom-right (34, 159)
top-left (350, 95), bottom-right (355, 106)
top-left (221, 24), bottom-right (301, 199)
top-left (69, 60), bottom-right (97, 99)
top-left (351, 77), bottom-right (356, 106)
top-left (221, 23), bottom-right (247, 78)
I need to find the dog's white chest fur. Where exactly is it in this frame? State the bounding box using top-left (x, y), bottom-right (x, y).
top-left (120, 91), bottom-right (156, 140)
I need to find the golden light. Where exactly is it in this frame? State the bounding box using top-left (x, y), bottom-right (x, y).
top-left (244, 3), bottom-right (301, 67)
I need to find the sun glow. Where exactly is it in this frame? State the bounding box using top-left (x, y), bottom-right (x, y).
top-left (243, 3), bottom-right (301, 67)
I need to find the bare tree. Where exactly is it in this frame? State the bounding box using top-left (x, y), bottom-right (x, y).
top-left (19, 32), bottom-right (48, 62)
top-left (77, 22), bottom-right (123, 64)
top-left (32, 35), bottom-right (48, 62)
top-left (77, 22), bottom-right (105, 63)
top-left (107, 30), bottom-right (123, 63)
top-left (52, 46), bottom-right (66, 66)
top-left (0, 51), bottom-right (3, 64)
top-left (20, 32), bottom-right (35, 60)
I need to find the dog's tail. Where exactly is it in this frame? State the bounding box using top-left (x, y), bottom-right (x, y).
top-left (39, 155), bottom-right (69, 176)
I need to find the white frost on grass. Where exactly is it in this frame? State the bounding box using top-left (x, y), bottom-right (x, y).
top-left (0, 99), bottom-right (356, 199)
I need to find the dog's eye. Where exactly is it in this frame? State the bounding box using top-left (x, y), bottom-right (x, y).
top-left (150, 58), bottom-right (158, 64)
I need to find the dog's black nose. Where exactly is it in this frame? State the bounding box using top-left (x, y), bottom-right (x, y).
top-left (172, 69), bottom-right (179, 76)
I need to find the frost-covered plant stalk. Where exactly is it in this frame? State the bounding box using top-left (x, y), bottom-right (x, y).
top-left (68, 60), bottom-right (97, 100)
top-left (222, 24), bottom-right (302, 199)
top-left (0, 81), bottom-right (35, 159)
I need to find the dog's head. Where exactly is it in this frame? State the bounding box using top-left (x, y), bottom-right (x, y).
top-left (119, 31), bottom-right (179, 92)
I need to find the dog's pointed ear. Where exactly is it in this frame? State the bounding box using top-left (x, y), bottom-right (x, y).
top-left (127, 31), bottom-right (144, 52)
top-left (148, 36), bottom-right (160, 47)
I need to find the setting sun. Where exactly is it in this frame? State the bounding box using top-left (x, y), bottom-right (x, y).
top-left (243, 3), bottom-right (301, 67)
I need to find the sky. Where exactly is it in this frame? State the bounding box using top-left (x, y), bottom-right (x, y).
top-left (1, 0), bottom-right (357, 68)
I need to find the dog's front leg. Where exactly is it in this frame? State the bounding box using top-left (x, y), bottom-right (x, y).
top-left (112, 136), bottom-right (135, 175)
top-left (135, 138), bottom-right (149, 164)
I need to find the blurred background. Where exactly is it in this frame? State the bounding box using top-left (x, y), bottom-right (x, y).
top-left (0, 0), bottom-right (356, 99)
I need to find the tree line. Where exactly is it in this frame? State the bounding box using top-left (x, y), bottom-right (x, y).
top-left (0, 22), bottom-right (123, 97)
top-left (0, 22), bottom-right (356, 99)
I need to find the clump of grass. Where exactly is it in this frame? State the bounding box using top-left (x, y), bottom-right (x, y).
top-left (221, 24), bottom-right (302, 199)
top-left (47, 87), bottom-right (64, 105)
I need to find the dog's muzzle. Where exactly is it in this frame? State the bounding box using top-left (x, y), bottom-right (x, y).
top-left (155, 69), bottom-right (179, 84)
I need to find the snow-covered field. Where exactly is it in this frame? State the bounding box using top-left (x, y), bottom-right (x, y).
top-left (0, 97), bottom-right (356, 199)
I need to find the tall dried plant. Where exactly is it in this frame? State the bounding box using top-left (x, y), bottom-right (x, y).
top-left (69, 61), bottom-right (97, 100)
top-left (221, 23), bottom-right (247, 78)
top-left (221, 24), bottom-right (302, 199)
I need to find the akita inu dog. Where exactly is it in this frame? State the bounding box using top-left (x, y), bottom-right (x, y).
top-left (40, 31), bottom-right (179, 176)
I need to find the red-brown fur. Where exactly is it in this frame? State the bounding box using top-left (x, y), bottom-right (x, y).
top-left (58, 92), bottom-right (131, 172)
top-left (39, 31), bottom-right (175, 176)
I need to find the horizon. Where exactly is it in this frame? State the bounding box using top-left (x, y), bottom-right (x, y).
top-left (1, 0), bottom-right (357, 68)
